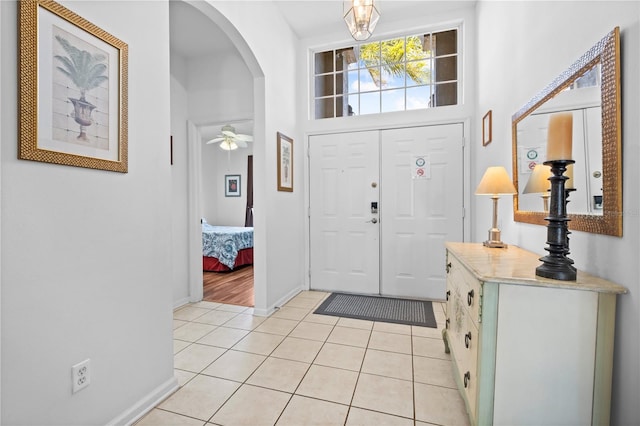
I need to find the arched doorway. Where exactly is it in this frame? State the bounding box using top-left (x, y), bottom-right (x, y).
top-left (170, 0), bottom-right (267, 312)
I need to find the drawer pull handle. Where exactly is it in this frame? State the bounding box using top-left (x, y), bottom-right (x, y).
top-left (464, 371), bottom-right (471, 388)
top-left (445, 318), bottom-right (450, 329)
top-left (467, 289), bottom-right (474, 306)
top-left (446, 262), bottom-right (452, 273)
top-left (446, 290), bottom-right (451, 301)
top-left (465, 331), bottom-right (472, 348)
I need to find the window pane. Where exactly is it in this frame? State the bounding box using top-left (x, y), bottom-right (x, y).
top-left (315, 51), bottom-right (333, 74)
top-left (406, 85), bottom-right (432, 109)
top-left (381, 66), bottom-right (405, 89)
top-left (359, 42), bottom-right (380, 68)
top-left (359, 67), bottom-right (379, 92)
top-left (434, 30), bottom-right (457, 56)
top-left (435, 82), bottom-right (457, 106)
top-left (381, 89), bottom-right (405, 113)
top-left (336, 96), bottom-right (345, 117)
top-left (312, 27), bottom-right (460, 120)
top-left (435, 56), bottom-right (457, 82)
top-left (360, 92), bottom-right (380, 115)
top-left (406, 59), bottom-right (431, 86)
top-left (406, 35), bottom-right (429, 60)
top-left (315, 74), bottom-right (334, 97)
top-left (345, 95), bottom-right (358, 116)
top-left (347, 70), bottom-right (359, 93)
top-left (380, 37), bottom-right (405, 65)
top-left (336, 48), bottom-right (356, 72)
top-left (315, 97), bottom-right (334, 119)
top-left (336, 72), bottom-right (345, 95)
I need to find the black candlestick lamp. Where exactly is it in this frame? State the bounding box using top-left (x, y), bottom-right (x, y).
top-left (535, 160), bottom-right (577, 281)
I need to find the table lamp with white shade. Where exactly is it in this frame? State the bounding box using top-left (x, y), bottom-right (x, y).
top-left (476, 166), bottom-right (517, 248)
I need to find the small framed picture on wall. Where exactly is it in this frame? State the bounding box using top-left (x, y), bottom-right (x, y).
top-left (225, 174), bottom-right (241, 197)
top-left (482, 110), bottom-right (493, 146)
top-left (277, 132), bottom-right (293, 192)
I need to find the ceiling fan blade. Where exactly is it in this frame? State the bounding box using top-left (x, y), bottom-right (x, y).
top-left (206, 137), bottom-right (225, 144)
top-left (235, 140), bottom-right (248, 148)
top-left (221, 130), bottom-right (237, 137)
top-left (235, 134), bottom-right (253, 142)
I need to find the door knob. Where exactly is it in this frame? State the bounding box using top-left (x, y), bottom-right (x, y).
top-left (366, 218), bottom-right (378, 224)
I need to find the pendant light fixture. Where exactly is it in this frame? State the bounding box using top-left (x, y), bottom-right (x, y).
top-left (343, 0), bottom-right (380, 41)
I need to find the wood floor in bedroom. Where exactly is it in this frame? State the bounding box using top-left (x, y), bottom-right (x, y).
top-left (203, 266), bottom-right (254, 307)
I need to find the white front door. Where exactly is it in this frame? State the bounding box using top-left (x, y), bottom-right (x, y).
top-left (380, 124), bottom-right (464, 299)
top-left (309, 124), bottom-right (464, 300)
top-left (309, 131), bottom-right (380, 295)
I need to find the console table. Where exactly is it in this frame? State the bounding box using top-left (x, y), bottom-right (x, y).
top-left (443, 242), bottom-right (626, 426)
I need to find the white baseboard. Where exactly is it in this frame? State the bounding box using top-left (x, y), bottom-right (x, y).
top-left (254, 286), bottom-right (303, 317)
top-left (173, 296), bottom-right (191, 310)
top-left (108, 376), bottom-right (178, 426)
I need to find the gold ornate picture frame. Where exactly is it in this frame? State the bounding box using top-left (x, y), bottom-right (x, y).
top-left (19, 0), bottom-right (128, 173)
top-left (277, 132), bottom-right (293, 192)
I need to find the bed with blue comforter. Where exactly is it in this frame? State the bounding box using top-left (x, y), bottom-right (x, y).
top-left (202, 224), bottom-right (254, 271)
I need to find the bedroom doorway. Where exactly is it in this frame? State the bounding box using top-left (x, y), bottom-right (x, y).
top-left (201, 153), bottom-right (255, 308)
top-left (309, 123), bottom-right (464, 300)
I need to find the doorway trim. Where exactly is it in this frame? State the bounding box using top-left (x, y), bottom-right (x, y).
top-left (187, 120), bottom-right (203, 302)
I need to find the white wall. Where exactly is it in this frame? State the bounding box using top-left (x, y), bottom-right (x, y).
top-left (1, 1), bottom-right (175, 424)
top-left (187, 53), bottom-right (254, 124)
top-left (201, 142), bottom-right (253, 226)
top-left (475, 2), bottom-right (640, 423)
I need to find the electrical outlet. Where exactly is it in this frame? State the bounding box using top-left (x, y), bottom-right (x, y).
top-left (72, 359), bottom-right (91, 394)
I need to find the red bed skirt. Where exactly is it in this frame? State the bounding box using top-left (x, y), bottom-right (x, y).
top-left (203, 247), bottom-right (254, 272)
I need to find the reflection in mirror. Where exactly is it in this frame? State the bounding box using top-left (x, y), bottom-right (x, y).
top-left (516, 80), bottom-right (602, 215)
top-left (511, 27), bottom-right (622, 236)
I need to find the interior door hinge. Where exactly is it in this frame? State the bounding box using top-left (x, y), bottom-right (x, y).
top-left (461, 137), bottom-right (466, 147)
top-left (462, 207), bottom-right (466, 218)
top-left (308, 207), bottom-right (311, 217)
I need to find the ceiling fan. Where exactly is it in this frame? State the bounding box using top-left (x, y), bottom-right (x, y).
top-left (206, 124), bottom-right (253, 151)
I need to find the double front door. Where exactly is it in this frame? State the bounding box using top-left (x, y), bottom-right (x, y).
top-left (309, 124), bottom-right (464, 300)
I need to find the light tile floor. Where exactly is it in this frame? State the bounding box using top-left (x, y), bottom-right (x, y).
top-left (137, 291), bottom-right (470, 426)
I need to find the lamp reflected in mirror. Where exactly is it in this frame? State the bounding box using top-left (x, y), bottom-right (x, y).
top-left (523, 164), bottom-right (552, 212)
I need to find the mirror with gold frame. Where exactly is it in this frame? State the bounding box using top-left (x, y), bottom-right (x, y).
top-left (511, 27), bottom-right (622, 236)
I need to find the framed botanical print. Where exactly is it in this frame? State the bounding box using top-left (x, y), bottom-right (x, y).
top-left (19, 0), bottom-right (128, 172)
top-left (277, 132), bottom-right (293, 192)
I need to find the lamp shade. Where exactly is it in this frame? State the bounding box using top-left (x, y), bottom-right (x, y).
top-left (343, 0), bottom-right (380, 41)
top-left (523, 164), bottom-right (552, 194)
top-left (475, 166), bottom-right (517, 195)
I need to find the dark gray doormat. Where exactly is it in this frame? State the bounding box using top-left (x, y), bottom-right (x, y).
top-left (314, 293), bottom-right (437, 328)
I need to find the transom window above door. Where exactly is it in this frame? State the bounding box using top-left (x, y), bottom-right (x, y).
top-left (313, 28), bottom-right (459, 119)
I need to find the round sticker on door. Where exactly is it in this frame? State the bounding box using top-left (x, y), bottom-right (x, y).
top-left (416, 168), bottom-right (425, 177)
top-left (416, 157), bottom-right (426, 167)
top-left (527, 149), bottom-right (538, 160)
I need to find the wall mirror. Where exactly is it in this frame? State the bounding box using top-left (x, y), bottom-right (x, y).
top-left (511, 27), bottom-right (622, 236)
